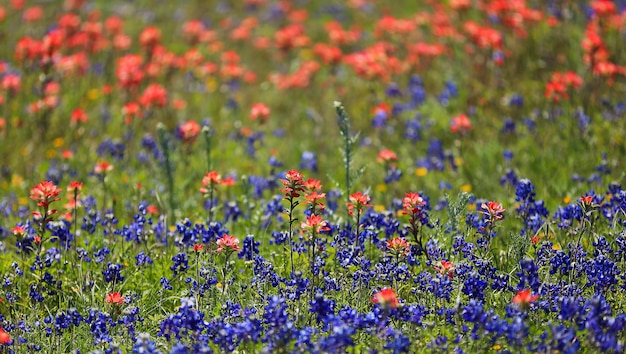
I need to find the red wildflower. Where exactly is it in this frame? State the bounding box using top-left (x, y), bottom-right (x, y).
top-left (250, 103), bottom-right (270, 123)
top-left (386, 237), bottom-right (410, 257)
top-left (0, 327), bottom-right (11, 345)
top-left (178, 120), bottom-right (201, 144)
top-left (304, 178), bottom-right (322, 191)
top-left (193, 244), bottom-right (204, 252)
top-left (450, 114), bottom-right (472, 134)
top-left (402, 192), bottom-right (425, 215)
top-left (580, 195), bottom-right (594, 205)
top-left (11, 225), bottom-right (26, 236)
top-left (347, 192), bottom-right (372, 216)
top-left (512, 289), bottom-right (538, 309)
top-left (139, 83), bottom-right (168, 109)
top-left (480, 201), bottom-right (505, 221)
top-left (376, 149), bottom-right (397, 163)
top-left (1, 74), bottom-right (21, 93)
top-left (303, 191), bottom-right (326, 205)
top-left (434, 260), bottom-right (455, 279)
top-left (216, 234), bottom-right (241, 254)
top-left (200, 171), bottom-right (222, 194)
top-left (300, 214), bottom-right (330, 235)
top-left (281, 170), bottom-right (305, 198)
top-left (372, 288), bottom-right (399, 308)
top-left (30, 181), bottom-right (61, 208)
top-left (139, 26), bottom-right (161, 49)
top-left (94, 161), bottom-right (113, 175)
top-left (105, 292), bottom-right (125, 305)
top-left (70, 108), bottom-right (88, 125)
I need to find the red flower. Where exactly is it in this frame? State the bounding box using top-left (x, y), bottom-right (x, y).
top-left (11, 225), bottom-right (26, 236)
top-left (0, 327), bottom-right (11, 345)
top-left (105, 292), bottom-right (125, 305)
top-left (512, 289), bottom-right (538, 308)
top-left (372, 288), bottom-right (399, 308)
top-left (178, 120), bottom-right (201, 144)
top-left (200, 171), bottom-right (222, 194)
top-left (450, 114), bottom-right (472, 134)
top-left (139, 26), bottom-right (161, 49)
top-left (402, 192), bottom-right (425, 215)
top-left (376, 149), bottom-right (397, 163)
top-left (303, 178), bottom-right (322, 191)
top-left (70, 108), bottom-right (88, 125)
top-left (480, 201), bottom-right (505, 221)
top-left (193, 244), bottom-right (204, 252)
top-left (281, 169), bottom-right (305, 198)
top-left (94, 161), bottom-right (114, 175)
top-left (579, 195), bottom-right (594, 205)
top-left (434, 260), bottom-right (455, 279)
top-left (67, 181), bottom-right (83, 193)
top-left (216, 234), bottom-right (241, 254)
top-left (300, 214), bottom-right (330, 235)
top-left (250, 103), bottom-right (270, 124)
top-left (30, 181), bottom-right (61, 208)
top-left (347, 192), bottom-right (372, 216)
top-left (139, 83), bottom-right (168, 109)
top-left (386, 237), bottom-right (410, 257)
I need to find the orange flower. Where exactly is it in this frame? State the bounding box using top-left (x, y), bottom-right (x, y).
top-left (94, 161), bottom-right (114, 175)
top-left (250, 103), bottom-right (270, 123)
top-left (178, 120), bottom-right (201, 144)
top-left (0, 327), bottom-right (11, 345)
top-left (347, 192), bottom-right (372, 216)
top-left (512, 289), bottom-right (538, 309)
top-left (216, 234), bottom-right (241, 254)
top-left (372, 288), bottom-right (399, 308)
top-left (386, 237), bottom-right (410, 257)
top-left (376, 149), bottom-right (397, 163)
top-left (30, 181), bottom-right (61, 208)
top-left (105, 292), bottom-right (125, 305)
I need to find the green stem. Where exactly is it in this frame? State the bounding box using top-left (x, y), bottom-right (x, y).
top-left (157, 123), bottom-right (176, 220)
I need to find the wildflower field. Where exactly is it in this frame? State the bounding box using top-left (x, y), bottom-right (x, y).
top-left (1, 0), bottom-right (626, 352)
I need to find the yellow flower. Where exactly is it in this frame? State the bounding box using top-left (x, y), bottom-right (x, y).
top-left (374, 205), bottom-right (386, 212)
top-left (461, 184), bottom-right (472, 193)
top-left (376, 184), bottom-right (387, 192)
top-left (53, 137), bottom-right (65, 148)
top-left (415, 167), bottom-right (428, 177)
top-left (552, 243), bottom-right (561, 251)
top-left (87, 89), bottom-right (100, 101)
top-left (206, 78), bottom-right (218, 93)
top-left (563, 196), bottom-right (571, 204)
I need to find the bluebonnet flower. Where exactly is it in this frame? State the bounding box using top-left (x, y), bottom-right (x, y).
top-left (586, 255), bottom-right (619, 292)
top-left (170, 253), bottom-right (188, 276)
top-left (282, 271), bottom-right (310, 301)
top-left (262, 296), bottom-right (294, 351)
top-left (309, 293), bottom-right (336, 325)
top-left (136, 252), bottom-right (153, 267)
top-left (103, 263), bottom-right (124, 283)
top-left (517, 258), bottom-right (541, 292)
top-left (462, 272), bottom-right (488, 300)
top-left (515, 179), bottom-right (549, 235)
top-left (404, 118), bottom-right (422, 142)
top-left (159, 297), bottom-right (207, 341)
top-left (238, 235), bottom-right (259, 261)
top-left (160, 277), bottom-right (172, 291)
top-left (223, 201), bottom-right (242, 222)
top-left (132, 332), bottom-right (161, 353)
top-left (385, 82), bottom-right (403, 97)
